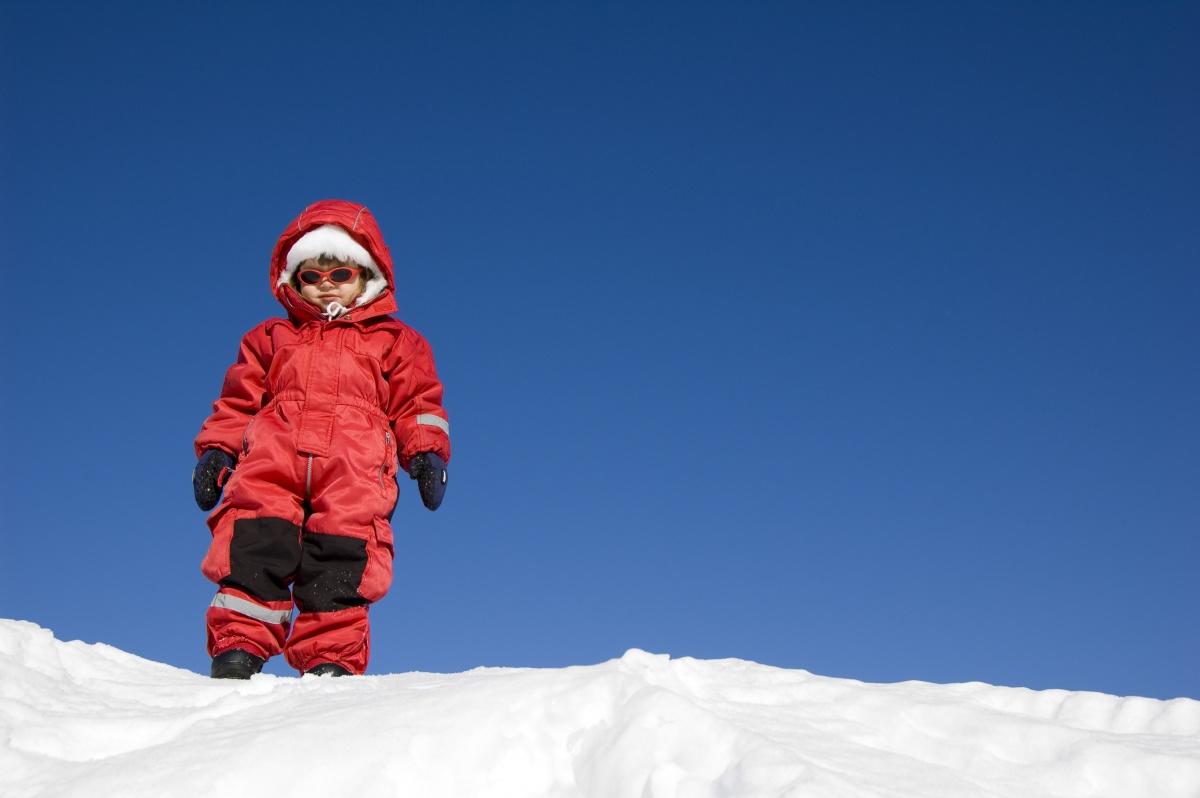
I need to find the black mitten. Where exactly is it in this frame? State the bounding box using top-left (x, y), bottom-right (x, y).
top-left (193, 449), bottom-right (235, 511)
top-left (408, 452), bottom-right (448, 511)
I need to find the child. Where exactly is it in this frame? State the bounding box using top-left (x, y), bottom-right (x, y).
top-left (192, 199), bottom-right (450, 679)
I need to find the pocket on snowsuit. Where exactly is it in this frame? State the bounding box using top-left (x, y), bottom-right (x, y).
top-left (358, 517), bottom-right (395, 604)
top-left (200, 505), bottom-right (240, 583)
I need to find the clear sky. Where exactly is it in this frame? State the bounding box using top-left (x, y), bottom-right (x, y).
top-left (1, 2), bottom-right (1196, 699)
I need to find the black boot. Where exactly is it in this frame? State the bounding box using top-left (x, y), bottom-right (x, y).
top-left (305, 662), bottom-right (352, 677)
top-left (211, 648), bottom-right (265, 679)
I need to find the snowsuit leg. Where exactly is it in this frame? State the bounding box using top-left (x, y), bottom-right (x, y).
top-left (201, 420), bottom-right (306, 661)
top-left (283, 423), bottom-right (398, 675)
top-left (201, 400), bottom-right (400, 673)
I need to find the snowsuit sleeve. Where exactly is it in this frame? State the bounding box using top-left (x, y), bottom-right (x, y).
top-left (385, 327), bottom-right (451, 471)
top-left (194, 323), bottom-right (273, 459)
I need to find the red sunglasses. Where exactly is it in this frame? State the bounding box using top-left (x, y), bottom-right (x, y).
top-left (296, 265), bottom-right (364, 286)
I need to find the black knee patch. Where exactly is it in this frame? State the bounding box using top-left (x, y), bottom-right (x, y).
top-left (293, 532), bottom-right (369, 612)
top-left (221, 517), bottom-right (302, 602)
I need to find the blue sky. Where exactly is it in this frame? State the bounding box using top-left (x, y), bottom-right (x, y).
top-left (1, 2), bottom-right (1196, 699)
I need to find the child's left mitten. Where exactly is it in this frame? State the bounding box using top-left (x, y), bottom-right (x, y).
top-left (193, 449), bottom-right (235, 511)
top-left (407, 452), bottom-right (448, 512)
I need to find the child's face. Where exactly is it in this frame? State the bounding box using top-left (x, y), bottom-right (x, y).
top-left (295, 258), bottom-right (367, 310)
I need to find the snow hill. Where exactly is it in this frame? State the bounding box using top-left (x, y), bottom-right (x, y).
top-left (2, 620), bottom-right (1198, 798)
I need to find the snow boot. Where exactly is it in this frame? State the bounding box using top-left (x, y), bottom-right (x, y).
top-left (211, 648), bottom-right (265, 679)
top-left (305, 662), bottom-right (352, 677)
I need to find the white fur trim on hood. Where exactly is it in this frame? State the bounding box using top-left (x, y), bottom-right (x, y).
top-left (278, 224), bottom-right (388, 307)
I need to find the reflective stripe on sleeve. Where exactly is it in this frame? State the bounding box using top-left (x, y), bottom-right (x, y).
top-left (210, 593), bottom-right (292, 626)
top-left (416, 414), bottom-right (450, 435)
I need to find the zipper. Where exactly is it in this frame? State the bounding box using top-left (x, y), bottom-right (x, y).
top-left (306, 455), bottom-right (313, 497)
top-left (379, 431), bottom-right (392, 489)
top-left (241, 417), bottom-right (254, 455)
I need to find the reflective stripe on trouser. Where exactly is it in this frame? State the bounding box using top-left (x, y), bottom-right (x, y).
top-left (211, 592), bottom-right (293, 625)
top-left (205, 586), bottom-right (294, 661)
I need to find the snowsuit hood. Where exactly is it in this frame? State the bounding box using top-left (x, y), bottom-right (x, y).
top-left (270, 200), bottom-right (399, 322)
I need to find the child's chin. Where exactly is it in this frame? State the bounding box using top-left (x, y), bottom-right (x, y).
top-left (301, 293), bottom-right (360, 310)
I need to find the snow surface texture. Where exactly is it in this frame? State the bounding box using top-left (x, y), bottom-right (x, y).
top-left (2, 620), bottom-right (1198, 798)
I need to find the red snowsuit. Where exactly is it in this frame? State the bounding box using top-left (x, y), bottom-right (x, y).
top-left (195, 200), bottom-right (450, 674)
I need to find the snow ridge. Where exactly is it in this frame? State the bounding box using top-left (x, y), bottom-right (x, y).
top-left (2, 620), bottom-right (1198, 798)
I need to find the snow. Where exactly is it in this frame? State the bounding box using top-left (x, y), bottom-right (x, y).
top-left (2, 620), bottom-right (1198, 798)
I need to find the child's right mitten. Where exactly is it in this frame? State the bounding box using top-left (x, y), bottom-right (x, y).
top-left (193, 449), bottom-right (235, 511)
